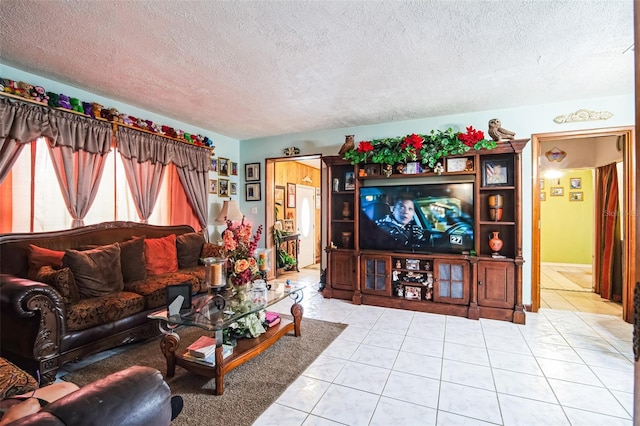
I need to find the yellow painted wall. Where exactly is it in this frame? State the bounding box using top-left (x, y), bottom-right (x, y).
top-left (540, 169), bottom-right (594, 264)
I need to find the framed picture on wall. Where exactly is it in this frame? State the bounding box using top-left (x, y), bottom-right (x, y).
top-left (230, 182), bottom-right (237, 195)
top-left (245, 163), bottom-right (260, 181)
top-left (539, 178), bottom-right (544, 190)
top-left (540, 191), bottom-right (545, 201)
top-left (231, 162), bottom-right (238, 176)
top-left (275, 185), bottom-right (285, 220)
top-left (209, 179), bottom-right (217, 194)
top-left (218, 158), bottom-right (230, 176)
top-left (246, 183), bottom-right (261, 201)
top-left (287, 183), bottom-right (296, 208)
top-left (550, 186), bottom-right (564, 196)
top-left (569, 191), bottom-right (583, 201)
top-left (218, 178), bottom-right (229, 197)
top-left (570, 178), bottom-right (582, 189)
top-left (210, 157), bottom-right (217, 173)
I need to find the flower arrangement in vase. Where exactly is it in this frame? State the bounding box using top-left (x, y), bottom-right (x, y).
top-left (222, 218), bottom-right (263, 288)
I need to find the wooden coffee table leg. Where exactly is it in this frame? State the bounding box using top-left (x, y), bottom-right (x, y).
top-left (159, 332), bottom-right (180, 378)
top-left (214, 343), bottom-right (224, 395)
top-left (291, 302), bottom-right (304, 337)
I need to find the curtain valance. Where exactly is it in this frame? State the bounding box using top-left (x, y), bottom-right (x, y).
top-left (48, 109), bottom-right (112, 154)
top-left (116, 126), bottom-right (210, 173)
top-left (0, 96), bottom-right (55, 144)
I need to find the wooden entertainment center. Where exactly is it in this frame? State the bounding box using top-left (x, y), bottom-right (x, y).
top-left (322, 139), bottom-right (529, 324)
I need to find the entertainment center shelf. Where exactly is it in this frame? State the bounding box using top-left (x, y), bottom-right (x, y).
top-left (322, 139), bottom-right (528, 324)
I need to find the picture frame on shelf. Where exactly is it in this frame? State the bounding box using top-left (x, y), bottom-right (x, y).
top-left (210, 157), bottom-right (217, 173)
top-left (209, 179), bottom-right (217, 194)
top-left (218, 178), bottom-right (229, 197)
top-left (570, 177), bottom-right (582, 189)
top-left (282, 219), bottom-right (295, 233)
top-left (550, 186), bottom-right (564, 196)
top-left (230, 182), bottom-right (237, 196)
top-left (364, 164), bottom-right (381, 177)
top-left (287, 182), bottom-right (296, 208)
top-left (245, 182), bottom-right (261, 201)
top-left (275, 185), bottom-right (285, 220)
top-left (446, 157), bottom-right (468, 173)
top-left (231, 162), bottom-right (238, 176)
top-left (569, 191), bottom-right (583, 201)
top-left (481, 158), bottom-right (512, 187)
top-left (344, 171), bottom-right (355, 190)
top-left (245, 163), bottom-right (260, 181)
top-left (404, 285), bottom-right (422, 300)
top-left (406, 259), bottom-right (420, 270)
top-left (218, 158), bottom-right (230, 176)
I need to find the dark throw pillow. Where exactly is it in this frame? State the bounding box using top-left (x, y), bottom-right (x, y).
top-left (119, 236), bottom-right (147, 283)
top-left (35, 266), bottom-right (80, 305)
top-left (176, 232), bottom-right (206, 269)
top-left (62, 242), bottom-right (124, 299)
top-left (200, 242), bottom-right (224, 263)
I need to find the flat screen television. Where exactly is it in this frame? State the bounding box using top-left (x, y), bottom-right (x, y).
top-left (359, 182), bottom-right (474, 254)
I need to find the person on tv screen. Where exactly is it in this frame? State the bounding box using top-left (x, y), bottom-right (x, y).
top-left (375, 195), bottom-right (431, 249)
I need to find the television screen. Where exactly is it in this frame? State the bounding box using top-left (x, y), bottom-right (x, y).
top-left (359, 182), bottom-right (474, 254)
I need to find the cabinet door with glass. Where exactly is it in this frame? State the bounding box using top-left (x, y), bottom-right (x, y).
top-left (433, 259), bottom-right (469, 305)
top-left (361, 255), bottom-right (390, 296)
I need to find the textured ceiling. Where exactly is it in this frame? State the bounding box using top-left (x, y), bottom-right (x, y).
top-left (0, 1), bottom-right (634, 141)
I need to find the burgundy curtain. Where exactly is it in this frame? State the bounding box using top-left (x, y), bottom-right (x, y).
top-left (0, 97), bottom-right (54, 183)
top-left (595, 163), bottom-right (622, 300)
top-left (47, 110), bottom-right (113, 228)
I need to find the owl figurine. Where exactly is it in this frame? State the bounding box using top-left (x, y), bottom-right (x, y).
top-left (488, 119), bottom-right (516, 141)
top-left (338, 134), bottom-right (355, 156)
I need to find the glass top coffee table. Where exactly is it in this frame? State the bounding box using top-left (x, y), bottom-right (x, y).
top-left (149, 281), bottom-right (306, 395)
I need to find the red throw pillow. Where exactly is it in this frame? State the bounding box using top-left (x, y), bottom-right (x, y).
top-left (144, 234), bottom-right (179, 276)
top-left (28, 244), bottom-right (65, 279)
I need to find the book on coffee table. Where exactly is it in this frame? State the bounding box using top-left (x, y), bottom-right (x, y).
top-left (265, 311), bottom-right (281, 328)
top-left (186, 336), bottom-right (216, 358)
top-left (183, 344), bottom-right (233, 366)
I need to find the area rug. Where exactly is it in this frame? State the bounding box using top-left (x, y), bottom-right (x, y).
top-left (558, 271), bottom-right (593, 291)
top-left (62, 317), bottom-right (347, 426)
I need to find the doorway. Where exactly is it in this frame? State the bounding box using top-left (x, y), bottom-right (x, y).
top-left (531, 127), bottom-right (636, 322)
top-left (296, 185), bottom-right (316, 268)
top-left (265, 155), bottom-right (322, 280)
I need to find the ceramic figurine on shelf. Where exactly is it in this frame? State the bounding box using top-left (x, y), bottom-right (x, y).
top-left (488, 118), bottom-right (516, 141)
top-left (433, 162), bottom-right (444, 175)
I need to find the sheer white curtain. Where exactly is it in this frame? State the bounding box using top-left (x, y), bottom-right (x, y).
top-left (8, 138), bottom-right (171, 232)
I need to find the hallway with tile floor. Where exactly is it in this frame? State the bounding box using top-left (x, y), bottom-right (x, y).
top-left (256, 265), bottom-right (633, 425)
top-left (540, 263), bottom-right (623, 318)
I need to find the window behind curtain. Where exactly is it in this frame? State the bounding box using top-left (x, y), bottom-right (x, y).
top-left (2, 137), bottom-right (174, 232)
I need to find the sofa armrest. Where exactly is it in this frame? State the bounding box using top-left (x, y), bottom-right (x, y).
top-left (10, 366), bottom-right (172, 426)
top-left (0, 275), bottom-right (66, 380)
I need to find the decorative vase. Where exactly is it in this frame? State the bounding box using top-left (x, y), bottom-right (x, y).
top-left (488, 194), bottom-right (503, 221)
top-left (488, 231), bottom-right (503, 255)
top-left (342, 202), bottom-right (351, 219)
top-left (341, 231), bottom-right (352, 248)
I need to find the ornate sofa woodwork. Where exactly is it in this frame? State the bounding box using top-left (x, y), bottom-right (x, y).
top-left (0, 221), bottom-right (218, 385)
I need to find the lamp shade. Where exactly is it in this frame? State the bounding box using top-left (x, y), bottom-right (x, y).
top-left (215, 200), bottom-right (244, 224)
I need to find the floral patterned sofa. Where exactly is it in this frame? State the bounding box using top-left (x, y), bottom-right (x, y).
top-left (0, 221), bottom-right (223, 385)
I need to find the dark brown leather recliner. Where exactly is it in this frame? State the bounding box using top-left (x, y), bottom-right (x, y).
top-left (8, 366), bottom-right (173, 426)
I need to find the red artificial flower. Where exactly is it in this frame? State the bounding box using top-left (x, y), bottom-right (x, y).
top-left (401, 133), bottom-right (423, 150)
top-left (458, 126), bottom-right (485, 147)
top-left (357, 141), bottom-right (374, 153)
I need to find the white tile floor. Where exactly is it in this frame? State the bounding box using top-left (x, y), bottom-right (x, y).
top-left (254, 266), bottom-right (634, 426)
